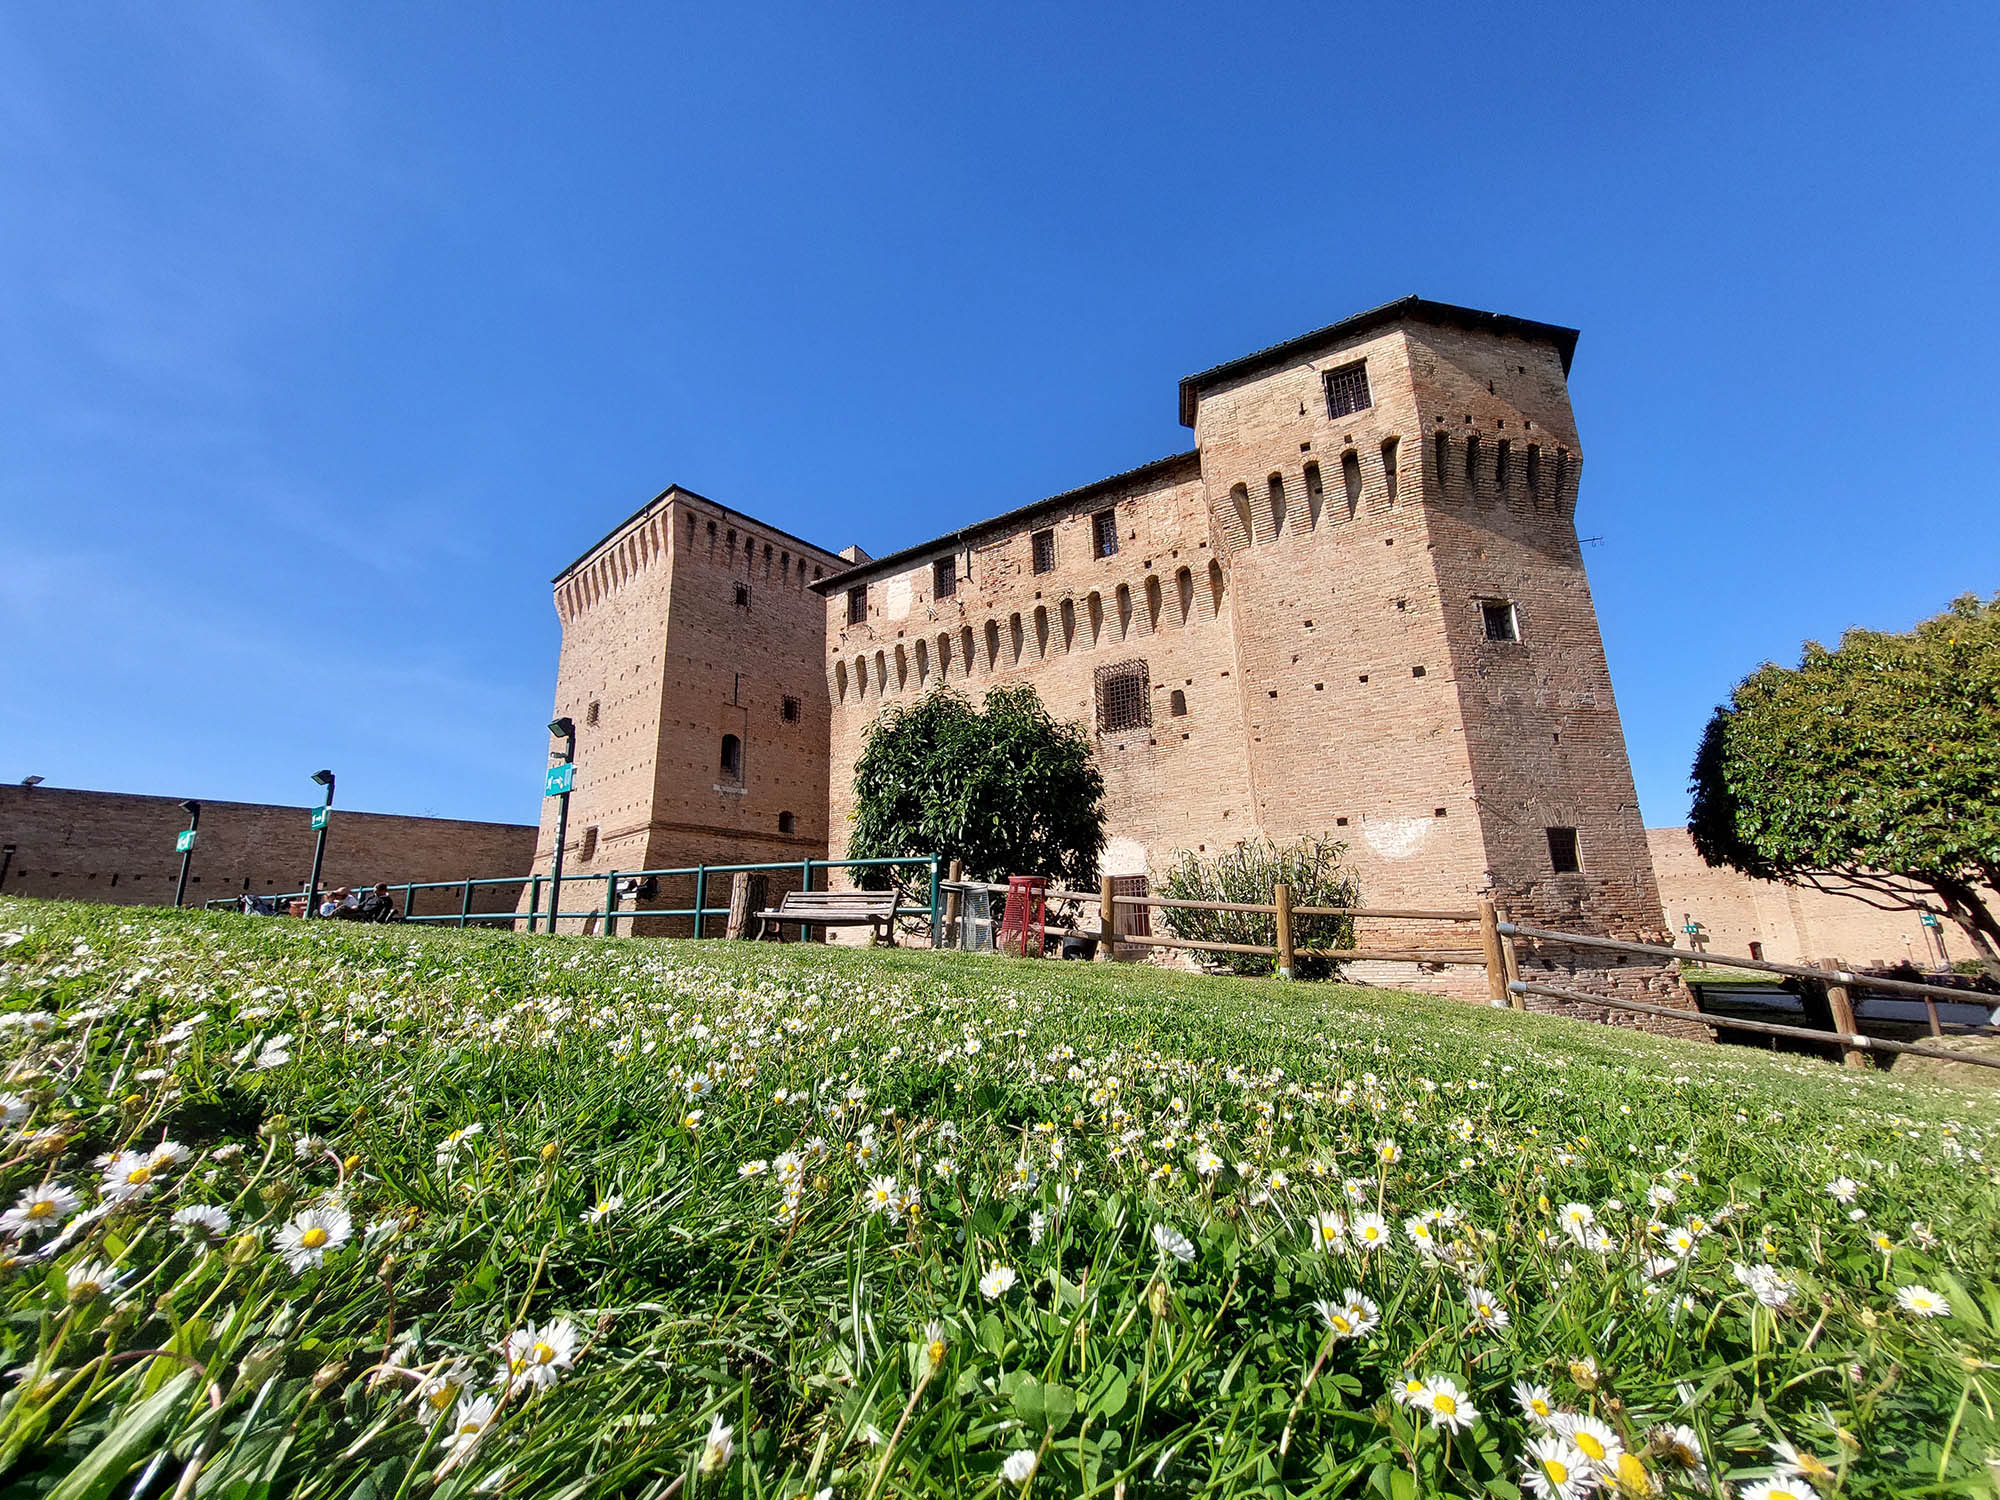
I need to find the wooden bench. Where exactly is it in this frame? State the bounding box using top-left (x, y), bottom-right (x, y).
top-left (753, 889), bottom-right (899, 945)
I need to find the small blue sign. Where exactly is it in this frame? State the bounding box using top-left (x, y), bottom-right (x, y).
top-left (545, 764), bottom-right (575, 797)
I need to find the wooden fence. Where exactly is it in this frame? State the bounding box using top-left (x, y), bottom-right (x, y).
top-left (938, 866), bottom-right (2000, 1073)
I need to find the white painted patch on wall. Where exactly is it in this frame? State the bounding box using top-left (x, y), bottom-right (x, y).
top-left (1363, 816), bottom-right (1431, 861)
top-left (1102, 836), bottom-right (1148, 877)
top-left (883, 576), bottom-right (913, 620)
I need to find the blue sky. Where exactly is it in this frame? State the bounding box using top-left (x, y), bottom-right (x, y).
top-left (3, 3), bottom-right (1995, 830)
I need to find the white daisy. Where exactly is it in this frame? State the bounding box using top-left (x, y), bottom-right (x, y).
top-left (979, 1265), bottom-right (1018, 1299)
top-left (1416, 1375), bottom-right (1476, 1433)
top-left (1308, 1209), bottom-right (1346, 1252)
top-left (65, 1259), bottom-right (121, 1303)
top-left (1001, 1449), bottom-right (1038, 1484)
top-left (1152, 1224), bottom-right (1195, 1263)
top-left (276, 1205), bottom-right (352, 1273)
top-left (1522, 1435), bottom-right (1593, 1500)
top-left (698, 1415), bottom-right (734, 1474)
top-left (438, 1393), bottom-right (497, 1460)
top-left (1464, 1285), bottom-right (1510, 1332)
top-left (1513, 1380), bottom-right (1557, 1425)
top-left (1314, 1289), bottom-right (1379, 1340)
top-left (1554, 1412), bottom-right (1622, 1472)
top-left (98, 1151), bottom-right (159, 1204)
top-left (1895, 1283), bottom-right (1950, 1318)
top-left (170, 1204), bottom-right (232, 1241)
top-left (1349, 1212), bottom-right (1389, 1252)
top-left (1, 1181), bottom-right (80, 1239)
top-left (584, 1194), bottom-right (622, 1224)
top-left (500, 1317), bottom-right (579, 1389)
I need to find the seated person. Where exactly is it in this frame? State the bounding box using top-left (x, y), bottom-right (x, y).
top-left (322, 887), bottom-right (359, 919)
top-left (355, 883), bottom-right (401, 923)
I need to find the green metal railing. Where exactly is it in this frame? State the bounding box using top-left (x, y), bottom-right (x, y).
top-left (208, 855), bottom-right (944, 941)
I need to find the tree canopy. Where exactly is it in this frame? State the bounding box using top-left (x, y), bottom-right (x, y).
top-left (847, 685), bottom-right (1106, 891)
top-left (1688, 593), bottom-right (2000, 977)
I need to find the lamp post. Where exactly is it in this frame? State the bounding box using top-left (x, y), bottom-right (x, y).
top-left (173, 800), bottom-right (201, 908)
top-left (305, 770), bottom-right (335, 917)
top-left (546, 718), bottom-right (576, 933)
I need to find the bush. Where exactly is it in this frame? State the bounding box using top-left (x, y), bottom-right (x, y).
top-left (1157, 835), bottom-right (1358, 979)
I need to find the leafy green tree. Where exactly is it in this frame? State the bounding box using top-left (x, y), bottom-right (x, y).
top-left (847, 685), bottom-right (1106, 891)
top-left (1689, 593), bottom-right (2000, 979)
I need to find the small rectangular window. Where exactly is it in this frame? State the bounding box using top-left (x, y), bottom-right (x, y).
top-left (1092, 509), bottom-right (1119, 559)
top-left (1323, 361), bottom-right (1372, 420)
top-left (734, 582), bottom-right (751, 608)
top-left (1094, 659), bottom-right (1150, 733)
top-left (781, 695), bottom-right (801, 723)
top-left (1481, 601), bottom-right (1519, 642)
top-left (847, 586), bottom-right (867, 625)
top-left (933, 557), bottom-right (957, 598)
top-left (1546, 826), bottom-right (1581, 874)
top-left (1031, 528), bottom-right (1056, 574)
top-left (579, 826), bottom-right (599, 863)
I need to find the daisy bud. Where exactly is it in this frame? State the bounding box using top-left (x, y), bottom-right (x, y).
top-left (225, 1232), bottom-right (263, 1266)
top-left (342, 1154), bottom-right (362, 1174)
top-left (1148, 1278), bottom-right (1170, 1319)
top-left (238, 1343), bottom-right (284, 1385)
top-left (311, 1360), bottom-right (347, 1396)
top-left (541, 1142), bottom-right (561, 1161)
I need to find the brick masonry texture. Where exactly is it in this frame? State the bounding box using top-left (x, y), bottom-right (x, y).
top-left (1648, 827), bottom-right (1981, 970)
top-left (0, 784), bottom-right (535, 916)
top-left (527, 489), bottom-right (849, 934)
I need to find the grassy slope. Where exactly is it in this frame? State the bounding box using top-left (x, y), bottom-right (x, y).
top-left (0, 896), bottom-right (1995, 1498)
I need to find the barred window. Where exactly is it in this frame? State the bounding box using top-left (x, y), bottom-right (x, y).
top-left (1031, 528), bottom-right (1056, 574)
top-left (1095, 659), bottom-right (1151, 733)
top-left (781, 695), bottom-right (802, 722)
top-left (846, 586), bottom-right (867, 625)
top-left (933, 556), bottom-right (957, 598)
top-left (1092, 509), bottom-right (1119, 559)
top-left (1546, 826), bottom-right (1581, 874)
top-left (1323, 361), bottom-right (1371, 419)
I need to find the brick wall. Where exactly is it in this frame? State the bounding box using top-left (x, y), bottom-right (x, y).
top-left (0, 784), bottom-right (536, 917)
top-left (1648, 827), bottom-right (1972, 970)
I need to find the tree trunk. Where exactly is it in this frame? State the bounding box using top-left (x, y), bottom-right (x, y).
top-left (1933, 874), bottom-right (2000, 983)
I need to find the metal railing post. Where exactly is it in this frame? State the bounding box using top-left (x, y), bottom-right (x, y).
top-left (527, 875), bottom-right (541, 933)
top-left (692, 865), bottom-right (706, 939)
top-left (928, 856), bottom-right (942, 945)
top-left (606, 871), bottom-right (620, 938)
top-left (459, 879), bottom-right (473, 929)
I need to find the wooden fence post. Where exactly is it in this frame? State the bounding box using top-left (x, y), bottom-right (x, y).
top-left (1819, 957), bottom-right (1869, 1068)
top-left (1478, 898), bottom-right (1510, 1008)
top-left (943, 860), bottom-right (964, 950)
top-left (1274, 881), bottom-right (1296, 980)
top-left (725, 873), bottom-right (766, 940)
top-left (1497, 904), bottom-right (1523, 1002)
top-left (1098, 875), bottom-right (1117, 961)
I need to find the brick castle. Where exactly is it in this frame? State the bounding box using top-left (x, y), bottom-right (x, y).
top-left (531, 297), bottom-right (1680, 1007)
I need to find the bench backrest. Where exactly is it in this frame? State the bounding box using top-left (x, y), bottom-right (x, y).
top-left (777, 890), bottom-right (897, 913)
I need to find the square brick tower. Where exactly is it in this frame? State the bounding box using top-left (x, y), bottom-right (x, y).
top-left (1179, 298), bottom-right (1673, 1003)
top-left (529, 487), bottom-right (849, 931)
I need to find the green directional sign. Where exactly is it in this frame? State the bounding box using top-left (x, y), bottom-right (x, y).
top-left (311, 806), bottom-right (331, 831)
top-left (1920, 911), bottom-right (1940, 929)
top-left (545, 763), bottom-right (575, 797)
top-left (175, 829), bottom-right (197, 854)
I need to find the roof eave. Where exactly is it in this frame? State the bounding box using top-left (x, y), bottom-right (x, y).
top-left (1176, 296), bottom-right (1580, 427)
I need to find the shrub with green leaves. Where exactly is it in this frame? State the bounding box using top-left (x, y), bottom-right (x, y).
top-left (1158, 835), bottom-right (1359, 978)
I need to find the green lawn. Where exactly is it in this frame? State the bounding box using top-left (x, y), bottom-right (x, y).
top-left (0, 896), bottom-right (1994, 1498)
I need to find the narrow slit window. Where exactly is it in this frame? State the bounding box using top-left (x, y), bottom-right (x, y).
top-left (1169, 689), bottom-right (1187, 717)
top-left (1526, 443), bottom-right (1542, 495)
top-left (1267, 473), bottom-right (1286, 537)
top-left (720, 734), bottom-right (742, 780)
top-left (1434, 431), bottom-right (1450, 492)
top-left (1464, 434), bottom-right (1481, 491)
top-left (1303, 461), bottom-right (1324, 526)
top-left (1341, 449), bottom-right (1363, 516)
top-left (1380, 436), bottom-right (1400, 508)
top-left (579, 826), bottom-right (599, 863)
top-left (1546, 826), bottom-right (1581, 874)
top-left (1495, 439), bottom-right (1511, 491)
top-left (1323, 361), bottom-right (1372, 419)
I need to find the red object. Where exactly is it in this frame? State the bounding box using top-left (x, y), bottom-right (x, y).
top-left (997, 876), bottom-right (1048, 958)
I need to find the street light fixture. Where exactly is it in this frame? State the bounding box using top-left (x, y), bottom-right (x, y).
top-left (546, 719), bottom-right (576, 933)
top-left (173, 799), bottom-right (201, 909)
top-left (305, 770), bottom-right (336, 917)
